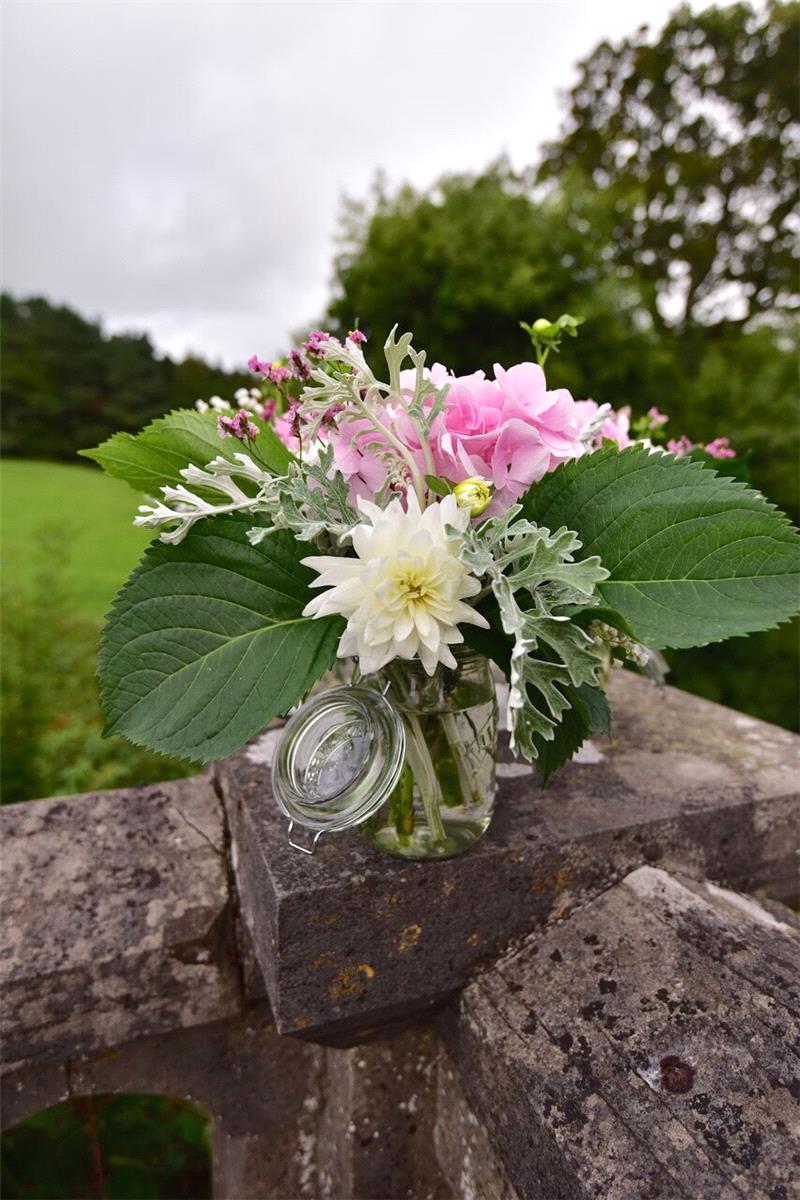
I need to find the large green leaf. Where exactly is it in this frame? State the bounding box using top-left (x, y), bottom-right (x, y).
top-left (80, 408), bottom-right (292, 493)
top-left (521, 446), bottom-right (800, 649)
top-left (531, 682), bottom-right (611, 786)
top-left (99, 515), bottom-right (343, 761)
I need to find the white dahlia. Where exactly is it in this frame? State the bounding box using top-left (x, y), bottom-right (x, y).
top-left (302, 492), bottom-right (489, 675)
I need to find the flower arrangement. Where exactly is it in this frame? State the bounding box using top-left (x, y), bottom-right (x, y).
top-left (84, 316), bottom-right (800, 810)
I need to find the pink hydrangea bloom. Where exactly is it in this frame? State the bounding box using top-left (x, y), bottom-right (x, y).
top-left (328, 360), bottom-right (587, 514)
top-left (573, 400), bottom-right (632, 449)
top-left (274, 401), bottom-right (302, 454)
top-left (430, 363), bottom-right (584, 512)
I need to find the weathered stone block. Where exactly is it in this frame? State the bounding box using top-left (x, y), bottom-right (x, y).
top-left (448, 866), bottom-right (800, 1200)
top-left (434, 1054), bottom-right (519, 1200)
top-left (315, 1028), bottom-right (450, 1200)
top-left (0, 777), bottom-right (239, 1070)
top-left (218, 673), bottom-right (799, 1044)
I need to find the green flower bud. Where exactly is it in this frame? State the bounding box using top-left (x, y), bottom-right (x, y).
top-left (531, 318), bottom-right (552, 333)
top-left (453, 476), bottom-right (493, 518)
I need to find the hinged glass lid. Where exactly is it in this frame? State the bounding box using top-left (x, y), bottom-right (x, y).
top-left (271, 685), bottom-right (406, 838)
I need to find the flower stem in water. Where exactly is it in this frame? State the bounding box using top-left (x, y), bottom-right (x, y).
top-left (403, 711), bottom-right (447, 844)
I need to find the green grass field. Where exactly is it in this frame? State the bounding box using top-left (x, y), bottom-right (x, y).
top-left (1, 459), bottom-right (152, 621)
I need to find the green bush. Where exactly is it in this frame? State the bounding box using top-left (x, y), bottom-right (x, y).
top-left (1, 526), bottom-right (193, 804)
top-left (1, 1095), bottom-right (210, 1200)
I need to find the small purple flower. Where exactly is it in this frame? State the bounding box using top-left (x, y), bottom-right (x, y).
top-left (303, 330), bottom-right (334, 360)
top-left (667, 435), bottom-right (695, 457)
top-left (321, 401), bottom-right (345, 428)
top-left (218, 411), bottom-right (259, 441)
top-left (286, 399), bottom-right (303, 438)
top-left (248, 354), bottom-right (290, 385)
top-left (348, 329), bottom-right (367, 345)
top-left (289, 348), bottom-right (312, 381)
top-left (261, 398), bottom-right (277, 421)
top-left (647, 406), bottom-right (668, 429)
top-left (265, 364), bottom-right (290, 385)
top-left (703, 436), bottom-right (736, 460)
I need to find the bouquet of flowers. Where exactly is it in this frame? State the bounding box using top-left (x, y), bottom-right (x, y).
top-left (84, 316), bottom-right (799, 850)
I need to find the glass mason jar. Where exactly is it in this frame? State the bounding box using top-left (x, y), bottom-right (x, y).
top-left (359, 649), bottom-right (498, 860)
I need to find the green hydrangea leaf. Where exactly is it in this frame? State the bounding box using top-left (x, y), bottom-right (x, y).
top-left (531, 682), bottom-right (611, 786)
top-left (521, 446), bottom-right (800, 649)
top-left (688, 448), bottom-right (751, 485)
top-left (99, 514), bottom-right (343, 761)
top-left (80, 408), bottom-right (292, 494)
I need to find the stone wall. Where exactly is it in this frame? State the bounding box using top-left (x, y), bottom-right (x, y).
top-left (2, 673), bottom-right (798, 1199)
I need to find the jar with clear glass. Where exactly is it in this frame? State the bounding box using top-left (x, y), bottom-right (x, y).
top-left (360, 650), bottom-right (498, 859)
top-left (271, 649), bottom-right (498, 861)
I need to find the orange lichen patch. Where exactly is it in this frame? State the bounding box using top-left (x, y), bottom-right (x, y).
top-left (530, 859), bottom-right (572, 894)
top-left (466, 931), bottom-right (483, 947)
top-left (292, 1016), bottom-right (310, 1030)
top-left (311, 949), bottom-right (336, 969)
top-left (376, 893), bottom-right (401, 918)
top-left (330, 963), bottom-right (375, 1000)
top-left (310, 911), bottom-right (342, 927)
top-left (397, 923), bottom-right (422, 952)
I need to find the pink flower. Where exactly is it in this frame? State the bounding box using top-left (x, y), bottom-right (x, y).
top-left (703, 436), bottom-right (736, 460)
top-left (261, 398), bottom-right (276, 421)
top-left (429, 367), bottom-right (559, 512)
top-left (327, 416), bottom-right (392, 501)
top-left (347, 329), bottom-right (368, 345)
top-left (218, 411), bottom-right (259, 441)
top-left (330, 360), bottom-right (586, 515)
top-left (274, 413), bottom-right (299, 453)
top-left (573, 399), bottom-right (632, 449)
top-left (667, 435), bottom-right (695, 457)
top-left (248, 355), bottom-right (290, 385)
top-left (303, 331), bottom-right (336, 359)
top-left (647, 406), bottom-right (669, 429)
top-left (288, 349), bottom-right (312, 381)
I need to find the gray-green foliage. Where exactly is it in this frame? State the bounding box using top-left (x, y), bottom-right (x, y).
top-left (521, 446), bottom-right (800, 649)
top-left (249, 445), bottom-right (358, 545)
top-left (297, 327), bottom-right (445, 503)
top-left (99, 515), bottom-right (344, 761)
top-left (460, 509), bottom-right (608, 759)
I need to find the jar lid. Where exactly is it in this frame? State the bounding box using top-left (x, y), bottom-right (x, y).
top-left (272, 685), bottom-right (406, 847)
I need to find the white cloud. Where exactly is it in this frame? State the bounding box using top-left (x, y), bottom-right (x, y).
top-left (2, 0), bottom-right (680, 367)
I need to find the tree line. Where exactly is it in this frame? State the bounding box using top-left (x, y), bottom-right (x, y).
top-left (0, 293), bottom-right (251, 460)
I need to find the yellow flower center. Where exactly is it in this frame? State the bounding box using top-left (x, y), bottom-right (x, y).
top-left (399, 570), bottom-right (433, 605)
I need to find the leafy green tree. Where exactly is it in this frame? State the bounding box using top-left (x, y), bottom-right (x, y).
top-left (0, 294), bottom-right (251, 460)
top-left (538, 1), bottom-right (799, 334)
top-left (328, 162), bottom-right (678, 404)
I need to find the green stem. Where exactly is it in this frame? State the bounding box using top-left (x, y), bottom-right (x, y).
top-left (440, 712), bottom-right (479, 806)
top-left (403, 712), bottom-right (447, 843)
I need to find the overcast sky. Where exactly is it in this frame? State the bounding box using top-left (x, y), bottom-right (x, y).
top-left (3, 0), bottom-right (681, 369)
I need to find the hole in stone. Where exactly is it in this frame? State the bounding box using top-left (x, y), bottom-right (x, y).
top-left (1, 1093), bottom-right (211, 1199)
